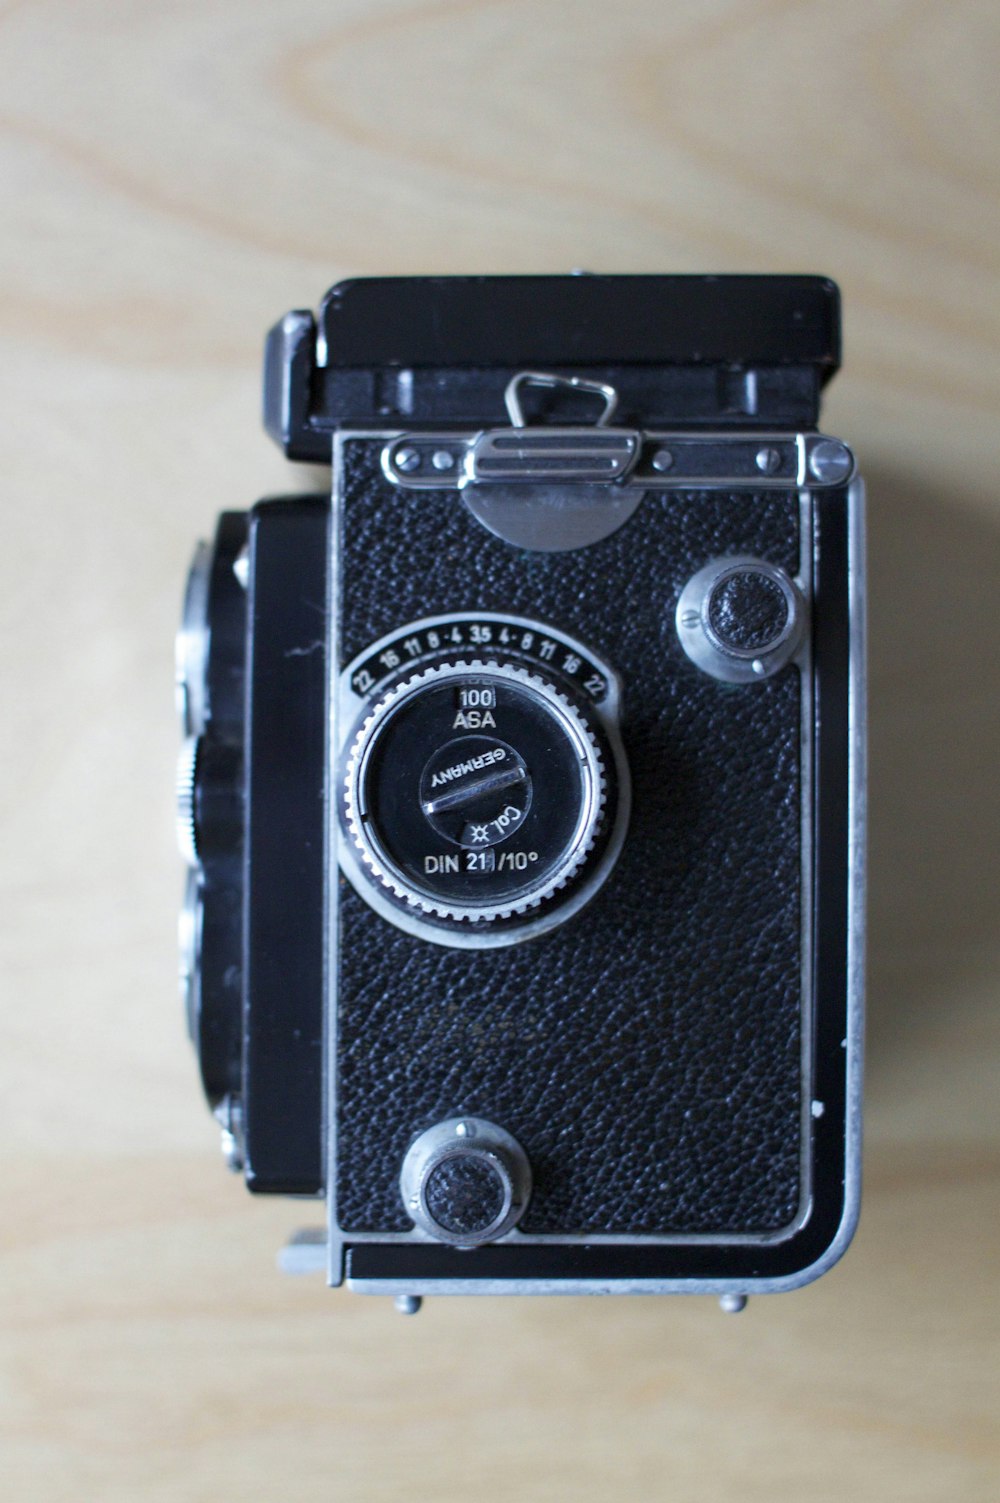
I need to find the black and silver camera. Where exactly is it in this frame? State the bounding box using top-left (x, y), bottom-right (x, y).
top-left (176, 275), bottom-right (865, 1310)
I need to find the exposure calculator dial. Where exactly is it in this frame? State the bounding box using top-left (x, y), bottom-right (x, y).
top-left (342, 659), bottom-right (611, 927)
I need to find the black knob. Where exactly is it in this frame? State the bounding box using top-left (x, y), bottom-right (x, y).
top-left (676, 556), bottom-right (805, 682)
top-left (400, 1118), bottom-right (532, 1247)
top-left (177, 737), bottom-right (243, 866)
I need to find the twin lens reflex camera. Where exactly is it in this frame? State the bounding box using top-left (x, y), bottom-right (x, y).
top-left (175, 275), bottom-right (865, 1312)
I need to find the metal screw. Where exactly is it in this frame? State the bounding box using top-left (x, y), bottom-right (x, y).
top-left (431, 449), bottom-right (455, 471)
top-left (755, 446), bottom-right (781, 475)
top-left (719, 1293), bottom-right (748, 1314)
top-left (394, 1295), bottom-right (423, 1315)
top-left (808, 439), bottom-right (852, 484)
top-left (651, 448), bottom-right (674, 473)
top-left (396, 446), bottom-right (421, 473)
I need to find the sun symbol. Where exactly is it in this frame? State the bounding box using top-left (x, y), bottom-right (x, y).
top-left (469, 824), bottom-right (490, 845)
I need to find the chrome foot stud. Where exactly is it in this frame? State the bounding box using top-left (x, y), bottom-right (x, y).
top-left (394, 1295), bottom-right (423, 1315)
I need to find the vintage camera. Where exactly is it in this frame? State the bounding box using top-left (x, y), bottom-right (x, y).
top-left (176, 275), bottom-right (864, 1311)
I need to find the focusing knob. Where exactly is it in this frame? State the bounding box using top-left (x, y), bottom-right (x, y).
top-left (342, 659), bottom-right (608, 926)
top-left (175, 735), bottom-right (243, 867)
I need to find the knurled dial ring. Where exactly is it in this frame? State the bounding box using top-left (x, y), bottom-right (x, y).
top-left (343, 659), bottom-right (607, 924)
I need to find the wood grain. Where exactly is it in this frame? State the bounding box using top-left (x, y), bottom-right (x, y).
top-left (1, 2), bottom-right (997, 1499)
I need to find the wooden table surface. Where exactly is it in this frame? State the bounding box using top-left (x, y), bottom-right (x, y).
top-left (1, 3), bottom-right (998, 1499)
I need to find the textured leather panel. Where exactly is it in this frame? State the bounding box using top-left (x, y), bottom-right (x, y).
top-left (336, 442), bottom-right (803, 1235)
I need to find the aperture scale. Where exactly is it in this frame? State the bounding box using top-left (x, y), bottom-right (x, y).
top-left (345, 611), bottom-right (610, 705)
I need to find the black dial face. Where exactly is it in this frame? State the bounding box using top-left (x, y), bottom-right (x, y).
top-left (344, 660), bottom-right (612, 926)
top-left (419, 733), bottom-right (532, 849)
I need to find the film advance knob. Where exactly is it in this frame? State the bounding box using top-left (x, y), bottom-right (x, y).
top-left (342, 660), bottom-right (608, 924)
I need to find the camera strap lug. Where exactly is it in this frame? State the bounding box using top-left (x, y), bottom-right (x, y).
top-left (503, 370), bottom-right (620, 428)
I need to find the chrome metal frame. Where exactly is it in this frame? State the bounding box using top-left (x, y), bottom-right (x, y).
top-left (381, 428), bottom-right (856, 492)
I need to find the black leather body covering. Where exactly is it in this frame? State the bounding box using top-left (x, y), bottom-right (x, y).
top-left (335, 440), bottom-right (803, 1237)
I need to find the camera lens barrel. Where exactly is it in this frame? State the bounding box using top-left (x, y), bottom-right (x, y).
top-left (176, 519), bottom-right (250, 1119)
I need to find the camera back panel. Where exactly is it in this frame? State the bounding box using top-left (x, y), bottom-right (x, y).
top-left (333, 438), bottom-right (808, 1245)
